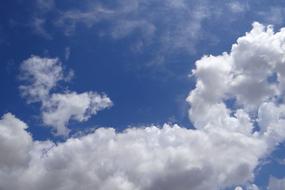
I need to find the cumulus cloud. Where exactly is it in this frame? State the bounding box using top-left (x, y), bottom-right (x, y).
top-left (19, 56), bottom-right (112, 135)
top-left (19, 56), bottom-right (65, 102)
top-left (0, 113), bottom-right (32, 170)
top-left (186, 22), bottom-right (285, 186)
top-left (187, 22), bottom-right (285, 129)
top-left (0, 113), bottom-right (268, 190)
top-left (3, 22), bottom-right (285, 189)
top-left (42, 92), bottom-right (112, 135)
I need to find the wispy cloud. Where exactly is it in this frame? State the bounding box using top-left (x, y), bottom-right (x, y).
top-left (28, 0), bottom-right (253, 60)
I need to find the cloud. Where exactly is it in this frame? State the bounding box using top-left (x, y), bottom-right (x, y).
top-left (187, 22), bottom-right (285, 130)
top-left (31, 0), bottom-right (249, 60)
top-left (0, 113), bottom-right (268, 190)
top-left (268, 176), bottom-right (285, 190)
top-left (19, 56), bottom-right (112, 135)
top-left (3, 22), bottom-right (285, 189)
top-left (19, 56), bottom-right (65, 103)
top-left (55, 0), bottom-right (210, 53)
top-left (42, 92), bottom-right (112, 135)
top-left (186, 21), bottom-right (285, 186)
top-left (0, 113), bottom-right (32, 170)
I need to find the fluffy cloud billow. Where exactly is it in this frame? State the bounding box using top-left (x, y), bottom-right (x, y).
top-left (187, 22), bottom-right (285, 145)
top-left (1, 22), bottom-right (285, 190)
top-left (0, 113), bottom-right (266, 190)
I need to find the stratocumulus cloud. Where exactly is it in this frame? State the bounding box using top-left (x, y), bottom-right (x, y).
top-left (1, 22), bottom-right (285, 190)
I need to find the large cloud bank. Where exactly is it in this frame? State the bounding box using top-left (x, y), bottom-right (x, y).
top-left (0, 113), bottom-right (265, 190)
top-left (1, 23), bottom-right (285, 190)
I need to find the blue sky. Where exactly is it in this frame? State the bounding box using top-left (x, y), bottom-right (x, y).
top-left (1, 0), bottom-right (285, 190)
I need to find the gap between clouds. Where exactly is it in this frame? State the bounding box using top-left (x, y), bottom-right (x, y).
top-left (1, 22), bottom-right (285, 190)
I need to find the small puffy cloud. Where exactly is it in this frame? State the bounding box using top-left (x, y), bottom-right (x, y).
top-left (19, 56), bottom-right (65, 102)
top-left (42, 92), bottom-right (112, 135)
top-left (19, 56), bottom-right (112, 135)
top-left (268, 176), bottom-right (285, 190)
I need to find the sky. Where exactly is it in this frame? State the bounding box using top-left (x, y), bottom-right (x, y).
top-left (1, 0), bottom-right (285, 190)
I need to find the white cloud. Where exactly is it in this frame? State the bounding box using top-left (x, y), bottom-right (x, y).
top-left (0, 113), bottom-right (32, 170)
top-left (268, 176), bottom-right (285, 190)
top-left (19, 56), bottom-right (65, 102)
top-left (187, 22), bottom-right (285, 124)
top-left (0, 114), bottom-right (268, 190)
top-left (19, 56), bottom-right (112, 135)
top-left (42, 92), bottom-right (112, 135)
top-left (186, 22), bottom-right (285, 187)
